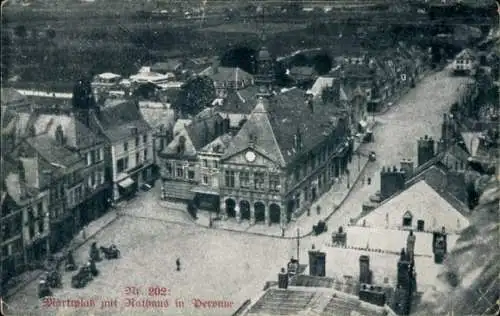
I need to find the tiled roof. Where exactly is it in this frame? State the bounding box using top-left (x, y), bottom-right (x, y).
top-left (289, 66), bottom-right (316, 77)
top-left (245, 287), bottom-right (395, 316)
top-left (140, 107), bottom-right (175, 131)
top-left (161, 126), bottom-right (197, 159)
top-left (290, 274), bottom-right (335, 288)
top-left (223, 88), bottom-right (346, 165)
top-left (1, 88), bottom-right (26, 105)
top-left (25, 135), bottom-right (85, 169)
top-left (33, 114), bottom-right (104, 149)
top-left (359, 180), bottom-right (470, 233)
top-left (96, 100), bottom-right (152, 142)
top-left (456, 48), bottom-right (476, 60)
top-left (200, 66), bottom-right (254, 84)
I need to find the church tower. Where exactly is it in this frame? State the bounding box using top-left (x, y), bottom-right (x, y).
top-left (255, 45), bottom-right (275, 88)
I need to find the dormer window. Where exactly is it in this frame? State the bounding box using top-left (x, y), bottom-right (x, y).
top-left (403, 211), bottom-right (413, 227)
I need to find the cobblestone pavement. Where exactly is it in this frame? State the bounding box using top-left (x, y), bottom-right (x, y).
top-left (5, 215), bottom-right (295, 316)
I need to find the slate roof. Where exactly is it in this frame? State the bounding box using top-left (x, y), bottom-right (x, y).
top-left (359, 180), bottom-right (470, 233)
top-left (1, 87), bottom-right (26, 106)
top-left (456, 48), bottom-right (476, 61)
top-left (95, 100), bottom-right (152, 142)
top-left (25, 135), bottom-right (85, 170)
top-left (244, 287), bottom-right (396, 316)
top-left (33, 114), bottom-right (104, 149)
top-left (223, 88), bottom-right (346, 166)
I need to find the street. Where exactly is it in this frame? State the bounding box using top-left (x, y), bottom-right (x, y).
top-left (5, 67), bottom-right (471, 316)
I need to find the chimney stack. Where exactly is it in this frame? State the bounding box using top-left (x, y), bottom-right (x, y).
top-left (359, 284), bottom-right (386, 307)
top-left (432, 226), bottom-right (448, 264)
top-left (278, 268), bottom-right (288, 289)
top-left (406, 230), bottom-right (416, 261)
top-left (359, 255), bottom-right (372, 284)
top-left (417, 135), bottom-right (435, 166)
top-left (308, 248), bottom-right (326, 277)
top-left (400, 159), bottom-right (414, 176)
top-left (380, 165), bottom-right (406, 200)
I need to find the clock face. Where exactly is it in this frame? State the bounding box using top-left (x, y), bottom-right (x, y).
top-left (245, 151), bottom-right (256, 162)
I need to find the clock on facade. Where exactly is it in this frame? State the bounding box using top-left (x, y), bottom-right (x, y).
top-left (245, 151), bottom-right (256, 162)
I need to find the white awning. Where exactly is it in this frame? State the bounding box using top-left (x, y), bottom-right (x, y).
top-left (118, 177), bottom-right (135, 189)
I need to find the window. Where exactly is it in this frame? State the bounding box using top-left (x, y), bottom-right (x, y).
top-left (96, 148), bottom-right (101, 161)
top-left (254, 172), bottom-right (265, 190)
top-left (269, 174), bottom-right (280, 192)
top-left (202, 175), bottom-right (209, 185)
top-left (225, 170), bottom-right (235, 188)
top-left (87, 152), bottom-right (92, 166)
top-left (188, 170), bottom-right (195, 180)
top-left (117, 157), bottom-right (128, 172)
top-left (403, 211), bottom-right (413, 227)
top-left (455, 161), bottom-right (459, 170)
top-left (294, 169), bottom-right (300, 182)
top-left (176, 166), bottom-right (184, 178)
top-left (136, 152), bottom-right (140, 165)
top-left (38, 216), bottom-right (44, 234)
top-left (135, 136), bottom-right (140, 147)
top-left (144, 149), bottom-right (148, 161)
top-left (123, 142), bottom-right (128, 152)
top-left (143, 134), bottom-right (148, 144)
top-left (202, 159), bottom-right (208, 168)
top-left (214, 160), bottom-right (219, 168)
top-left (240, 171), bottom-right (250, 188)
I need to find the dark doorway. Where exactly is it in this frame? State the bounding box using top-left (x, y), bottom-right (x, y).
top-left (225, 199), bottom-right (236, 218)
top-left (254, 202), bottom-right (266, 223)
top-left (270, 204), bottom-right (281, 224)
top-left (240, 200), bottom-right (251, 220)
top-left (417, 220), bottom-right (425, 232)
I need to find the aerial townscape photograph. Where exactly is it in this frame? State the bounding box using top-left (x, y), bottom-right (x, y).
top-left (0, 0), bottom-right (499, 315)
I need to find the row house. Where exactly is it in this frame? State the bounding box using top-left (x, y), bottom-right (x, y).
top-left (78, 99), bottom-right (154, 201)
top-left (19, 128), bottom-right (87, 252)
top-left (219, 88), bottom-right (351, 227)
top-left (159, 110), bottom-right (229, 202)
top-left (1, 156), bottom-right (50, 290)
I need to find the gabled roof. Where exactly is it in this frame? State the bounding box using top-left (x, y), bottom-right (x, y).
top-left (200, 66), bottom-right (254, 84)
top-left (456, 48), bottom-right (476, 60)
top-left (218, 86), bottom-right (262, 114)
top-left (1, 87), bottom-right (26, 106)
top-left (222, 98), bottom-right (286, 166)
top-left (185, 112), bottom-right (223, 151)
top-left (359, 180), bottom-right (470, 233)
top-left (95, 100), bottom-right (151, 142)
top-left (223, 88), bottom-right (345, 165)
top-left (25, 135), bottom-right (85, 170)
top-left (161, 127), bottom-right (197, 159)
top-left (199, 133), bottom-right (233, 154)
top-left (140, 107), bottom-right (175, 131)
top-left (33, 114), bottom-right (104, 149)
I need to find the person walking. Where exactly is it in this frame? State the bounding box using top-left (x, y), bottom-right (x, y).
top-left (176, 258), bottom-right (181, 271)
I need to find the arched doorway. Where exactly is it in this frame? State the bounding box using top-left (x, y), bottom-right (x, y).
top-left (254, 202), bottom-right (266, 223)
top-left (269, 203), bottom-right (281, 224)
top-left (225, 199), bottom-right (236, 218)
top-left (240, 200), bottom-right (251, 220)
top-left (286, 200), bottom-right (294, 223)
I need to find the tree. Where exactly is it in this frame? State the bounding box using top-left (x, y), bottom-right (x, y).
top-left (174, 76), bottom-right (216, 116)
top-left (14, 25), bottom-right (27, 39)
top-left (312, 53), bottom-right (333, 75)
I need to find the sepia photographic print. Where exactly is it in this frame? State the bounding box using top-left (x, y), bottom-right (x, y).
top-left (0, 0), bottom-right (499, 315)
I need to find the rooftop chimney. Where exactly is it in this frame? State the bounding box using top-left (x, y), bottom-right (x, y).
top-left (417, 135), bottom-right (435, 166)
top-left (406, 230), bottom-right (416, 261)
top-left (432, 227), bottom-right (448, 264)
top-left (278, 268), bottom-right (288, 289)
top-left (380, 165), bottom-right (406, 200)
top-left (332, 226), bottom-right (347, 246)
top-left (359, 284), bottom-right (386, 307)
